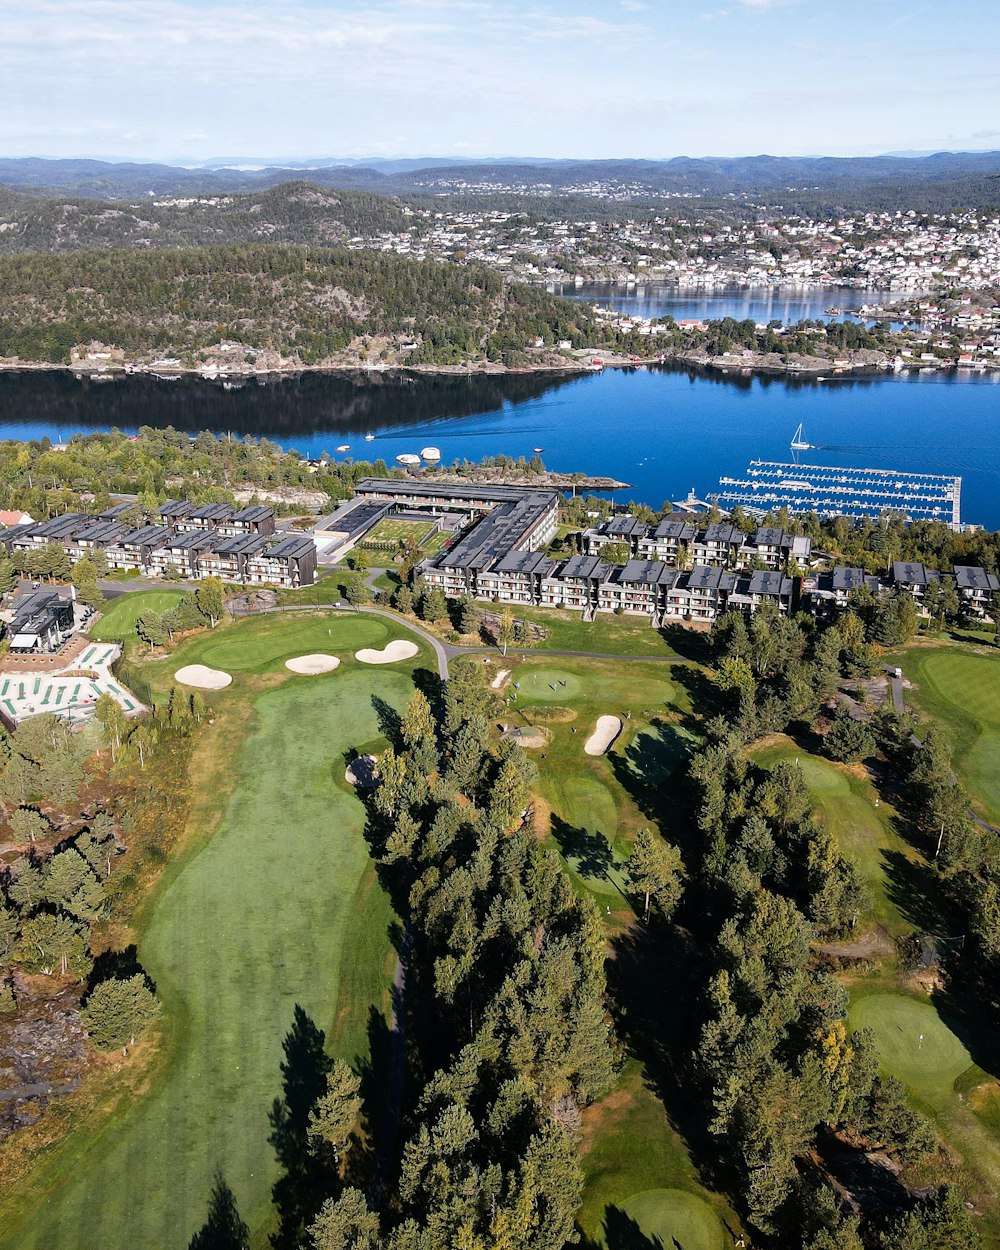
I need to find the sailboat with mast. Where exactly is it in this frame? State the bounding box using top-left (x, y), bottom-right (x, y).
top-left (790, 423), bottom-right (814, 451)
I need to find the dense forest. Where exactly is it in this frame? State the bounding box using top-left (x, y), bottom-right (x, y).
top-left (0, 243), bottom-right (643, 368)
top-left (0, 184), bottom-right (409, 257)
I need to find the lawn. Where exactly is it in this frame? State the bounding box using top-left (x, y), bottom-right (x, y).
top-left (578, 1063), bottom-right (731, 1250)
top-left (360, 517), bottom-right (440, 552)
top-left (498, 605), bottom-right (687, 659)
top-left (0, 618), bottom-right (420, 1250)
top-left (899, 645), bottom-right (1000, 826)
top-left (752, 737), bottom-right (919, 938)
top-left (91, 589), bottom-right (189, 642)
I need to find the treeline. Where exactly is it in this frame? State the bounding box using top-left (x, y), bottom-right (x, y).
top-left (646, 604), bottom-right (983, 1247)
top-left (0, 427), bottom-right (396, 521)
top-left (0, 183), bottom-right (409, 257)
top-left (0, 693), bottom-right (202, 1048)
top-left (263, 661), bottom-right (620, 1249)
top-left (656, 314), bottom-right (891, 359)
top-left (0, 242), bottom-right (642, 367)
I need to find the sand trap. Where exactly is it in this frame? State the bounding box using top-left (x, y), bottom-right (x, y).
top-left (346, 754), bottom-right (378, 787)
top-left (174, 664), bottom-right (232, 690)
top-left (490, 668), bottom-right (511, 690)
top-left (355, 640), bottom-right (419, 665)
top-left (585, 715), bottom-right (622, 756)
top-left (285, 654), bottom-right (341, 675)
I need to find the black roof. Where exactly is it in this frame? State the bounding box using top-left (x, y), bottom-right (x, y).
top-left (166, 531), bottom-right (218, 552)
top-left (653, 519), bottom-right (695, 540)
top-left (159, 499), bottom-right (193, 518)
top-left (188, 503), bottom-right (235, 522)
top-left (230, 505), bottom-right (275, 523)
top-left (616, 559), bottom-right (677, 586)
top-left (559, 554), bottom-right (611, 581)
top-left (213, 534), bottom-right (270, 557)
top-left (117, 524), bottom-right (173, 547)
top-left (700, 523), bottom-right (741, 545)
top-left (492, 550), bottom-right (555, 576)
top-left (267, 536), bottom-right (316, 560)
top-left (953, 565), bottom-right (1000, 592)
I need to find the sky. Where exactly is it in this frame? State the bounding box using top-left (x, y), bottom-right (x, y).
top-left (0, 0), bottom-right (998, 163)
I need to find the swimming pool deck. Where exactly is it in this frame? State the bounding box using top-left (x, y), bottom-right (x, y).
top-left (0, 642), bottom-right (142, 725)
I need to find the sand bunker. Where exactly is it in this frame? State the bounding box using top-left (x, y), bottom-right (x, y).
top-left (346, 754), bottom-right (378, 788)
top-left (174, 664), bottom-right (232, 691)
top-left (490, 668), bottom-right (511, 690)
top-left (585, 715), bottom-right (622, 756)
top-left (355, 640), bottom-right (419, 665)
top-left (285, 654), bottom-right (341, 675)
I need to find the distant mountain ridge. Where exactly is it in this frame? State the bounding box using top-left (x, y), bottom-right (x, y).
top-left (2, 151), bottom-right (1000, 202)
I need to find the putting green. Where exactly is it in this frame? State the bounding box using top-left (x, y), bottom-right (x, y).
top-left (514, 668), bottom-right (584, 702)
top-left (603, 1188), bottom-right (724, 1250)
top-left (850, 994), bottom-right (972, 1096)
top-left (2, 666), bottom-right (410, 1250)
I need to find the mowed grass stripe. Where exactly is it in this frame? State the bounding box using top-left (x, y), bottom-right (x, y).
top-left (4, 667), bottom-right (411, 1250)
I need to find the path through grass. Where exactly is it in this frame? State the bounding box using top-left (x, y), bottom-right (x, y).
top-left (1, 620), bottom-right (418, 1250)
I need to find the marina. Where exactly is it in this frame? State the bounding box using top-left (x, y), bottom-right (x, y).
top-left (717, 461), bottom-right (963, 529)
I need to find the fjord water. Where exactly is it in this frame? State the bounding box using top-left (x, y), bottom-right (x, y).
top-left (0, 364), bottom-right (998, 526)
top-left (551, 283), bottom-right (912, 325)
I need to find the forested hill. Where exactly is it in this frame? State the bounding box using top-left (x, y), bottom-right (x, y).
top-left (0, 183), bottom-right (408, 256)
top-left (0, 243), bottom-right (636, 369)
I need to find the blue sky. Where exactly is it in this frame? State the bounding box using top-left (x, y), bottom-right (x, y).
top-left (1, 0), bottom-right (998, 162)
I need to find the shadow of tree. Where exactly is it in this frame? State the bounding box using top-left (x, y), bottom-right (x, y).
top-left (659, 626), bottom-right (713, 666)
top-left (577, 1205), bottom-right (666, 1249)
top-left (607, 924), bottom-right (735, 1201)
top-left (268, 1005), bottom-right (335, 1250)
top-left (186, 1171), bottom-right (250, 1250)
top-left (881, 849), bottom-right (953, 932)
top-left (84, 944), bottom-right (155, 1003)
top-left (550, 812), bottom-right (617, 884)
top-left (370, 695), bottom-right (403, 748)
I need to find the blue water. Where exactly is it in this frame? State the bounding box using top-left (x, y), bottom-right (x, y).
top-left (0, 366), bottom-right (997, 526)
top-left (550, 283), bottom-right (912, 326)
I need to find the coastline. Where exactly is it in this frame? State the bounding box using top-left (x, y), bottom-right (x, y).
top-left (0, 347), bottom-right (982, 383)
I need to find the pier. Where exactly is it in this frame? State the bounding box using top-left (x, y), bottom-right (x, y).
top-left (717, 461), bottom-right (962, 530)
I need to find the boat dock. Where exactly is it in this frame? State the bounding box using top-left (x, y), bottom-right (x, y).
top-left (717, 460), bottom-right (962, 529)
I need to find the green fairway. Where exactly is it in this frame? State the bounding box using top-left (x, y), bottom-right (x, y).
top-left (1, 655), bottom-right (412, 1250)
top-left (519, 656), bottom-right (690, 905)
top-left (91, 590), bottom-right (189, 641)
top-left (753, 737), bottom-right (917, 937)
top-left (849, 993), bottom-right (972, 1098)
top-left (901, 646), bottom-right (1000, 826)
top-left (578, 1062), bottom-right (734, 1248)
top-left (148, 611), bottom-right (398, 681)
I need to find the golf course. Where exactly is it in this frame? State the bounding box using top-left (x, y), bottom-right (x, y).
top-left (0, 608), bottom-right (428, 1250)
top-left (752, 736), bottom-right (919, 938)
top-left (900, 644), bottom-right (1000, 826)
